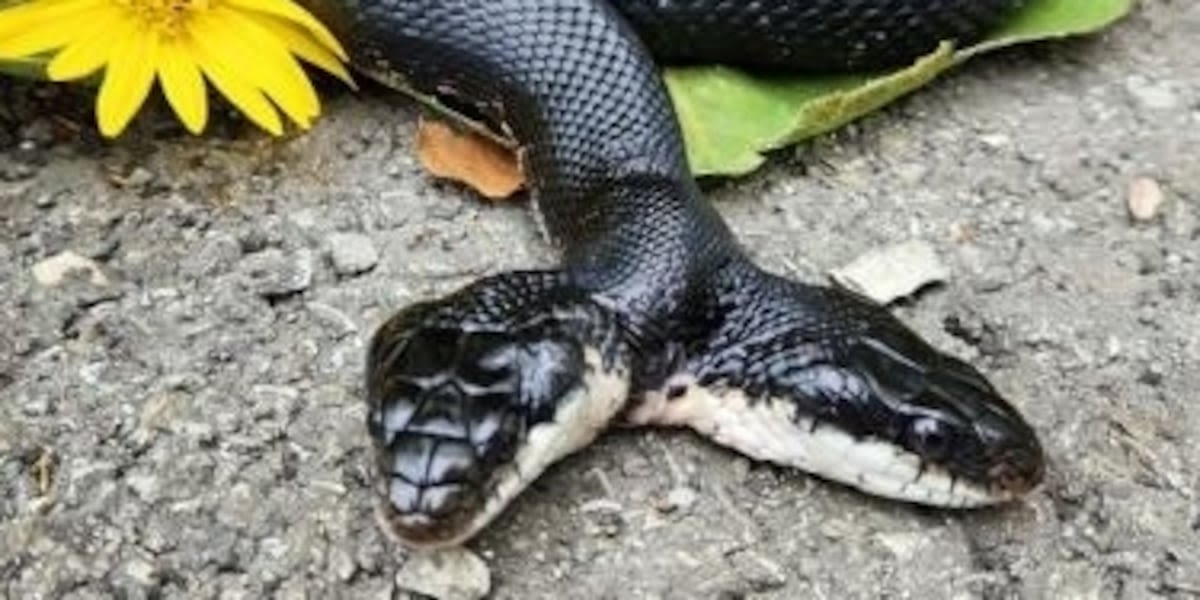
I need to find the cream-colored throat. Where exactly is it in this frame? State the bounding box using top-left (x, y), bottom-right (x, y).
top-left (626, 376), bottom-right (1006, 508)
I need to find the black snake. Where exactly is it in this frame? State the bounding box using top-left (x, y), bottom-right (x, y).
top-left (299, 0), bottom-right (1046, 549)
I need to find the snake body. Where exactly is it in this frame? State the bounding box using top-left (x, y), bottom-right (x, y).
top-left (300, 0), bottom-right (1045, 548)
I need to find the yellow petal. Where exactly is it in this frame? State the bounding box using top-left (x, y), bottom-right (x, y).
top-left (97, 22), bottom-right (159, 137)
top-left (253, 13), bottom-right (354, 87)
top-left (223, 0), bottom-right (347, 60)
top-left (0, 0), bottom-right (103, 41)
top-left (0, 3), bottom-right (105, 58)
top-left (186, 29), bottom-right (283, 135)
top-left (157, 40), bottom-right (208, 134)
top-left (45, 9), bottom-right (122, 81)
top-left (205, 6), bottom-right (320, 127)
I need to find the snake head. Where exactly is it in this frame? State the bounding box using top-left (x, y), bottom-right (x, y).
top-left (840, 323), bottom-right (1046, 506)
top-left (633, 271), bottom-right (1046, 509)
top-left (365, 277), bottom-right (630, 548)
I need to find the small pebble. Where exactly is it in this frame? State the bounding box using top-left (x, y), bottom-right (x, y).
top-left (19, 391), bottom-right (52, 416)
top-left (585, 510), bottom-right (625, 538)
top-left (32, 251), bottom-right (109, 287)
top-left (327, 233), bottom-right (379, 276)
top-left (239, 249), bottom-right (314, 298)
top-left (33, 192), bottom-right (56, 209)
top-left (979, 133), bottom-right (1012, 149)
top-left (394, 548), bottom-right (491, 600)
top-left (117, 167), bottom-right (155, 189)
top-left (329, 548), bottom-right (358, 582)
top-left (123, 558), bottom-right (159, 587)
top-left (578, 498), bottom-right (623, 514)
top-left (728, 549), bottom-right (787, 591)
top-left (657, 486), bottom-right (698, 514)
top-left (125, 472), bottom-right (161, 503)
top-left (874, 531), bottom-right (925, 561)
top-left (1124, 75), bottom-right (1179, 110)
top-left (1128, 177), bottom-right (1165, 222)
top-left (1138, 365), bottom-right (1165, 387)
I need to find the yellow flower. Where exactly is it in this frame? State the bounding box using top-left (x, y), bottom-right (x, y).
top-left (0, 0), bottom-right (354, 137)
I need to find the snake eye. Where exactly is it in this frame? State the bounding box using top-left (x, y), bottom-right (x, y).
top-left (908, 417), bottom-right (953, 460)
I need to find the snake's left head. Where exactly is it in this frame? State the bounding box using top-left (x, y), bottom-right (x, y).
top-left (364, 274), bottom-right (632, 549)
top-left (843, 327), bottom-right (1046, 507)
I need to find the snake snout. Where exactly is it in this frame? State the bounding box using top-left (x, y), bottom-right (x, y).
top-left (370, 406), bottom-right (515, 547)
top-left (366, 320), bottom-right (533, 548)
top-left (838, 318), bottom-right (1046, 504)
top-left (929, 382), bottom-right (1046, 502)
top-left (965, 392), bottom-right (1045, 499)
top-left (373, 432), bottom-right (492, 548)
top-left (985, 433), bottom-right (1045, 497)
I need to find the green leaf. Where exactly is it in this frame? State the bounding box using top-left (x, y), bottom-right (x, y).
top-left (964, 0), bottom-right (1132, 57)
top-left (666, 0), bottom-right (1134, 177)
top-left (0, 55), bottom-right (46, 80)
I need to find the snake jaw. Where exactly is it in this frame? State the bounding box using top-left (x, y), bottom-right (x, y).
top-left (629, 378), bottom-right (1036, 508)
top-left (374, 346), bottom-right (629, 549)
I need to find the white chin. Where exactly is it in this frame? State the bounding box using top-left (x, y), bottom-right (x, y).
top-left (628, 378), bottom-right (1009, 508)
top-left (399, 347), bottom-right (631, 549)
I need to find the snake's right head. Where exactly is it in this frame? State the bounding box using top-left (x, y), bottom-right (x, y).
top-left (839, 322), bottom-right (1047, 507)
top-left (365, 283), bottom-right (629, 549)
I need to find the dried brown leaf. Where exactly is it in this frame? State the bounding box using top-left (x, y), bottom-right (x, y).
top-left (416, 117), bottom-right (524, 200)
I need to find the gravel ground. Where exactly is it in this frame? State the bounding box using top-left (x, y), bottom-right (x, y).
top-left (2, 2), bottom-right (1198, 598)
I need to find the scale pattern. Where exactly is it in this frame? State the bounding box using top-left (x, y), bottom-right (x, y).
top-left (614, 0), bottom-right (1025, 70)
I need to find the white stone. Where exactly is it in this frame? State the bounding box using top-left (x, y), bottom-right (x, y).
top-left (32, 251), bottom-right (108, 286)
top-left (829, 239), bottom-right (949, 304)
top-left (394, 548), bottom-right (491, 600)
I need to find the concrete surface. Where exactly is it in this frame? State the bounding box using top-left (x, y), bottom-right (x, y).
top-left (1, 1), bottom-right (1197, 598)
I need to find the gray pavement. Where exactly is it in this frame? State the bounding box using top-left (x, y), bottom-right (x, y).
top-left (1, 1), bottom-right (1197, 597)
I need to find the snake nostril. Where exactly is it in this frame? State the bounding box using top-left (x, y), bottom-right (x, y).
top-left (989, 444), bottom-right (1046, 494)
top-left (1021, 450), bottom-right (1047, 488)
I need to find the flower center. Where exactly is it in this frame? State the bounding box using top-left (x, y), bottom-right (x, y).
top-left (115, 0), bottom-right (213, 36)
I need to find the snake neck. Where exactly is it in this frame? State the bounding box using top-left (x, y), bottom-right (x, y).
top-left (561, 170), bottom-right (747, 350)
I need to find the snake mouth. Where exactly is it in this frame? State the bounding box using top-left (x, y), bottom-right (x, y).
top-left (874, 449), bottom-right (1043, 509)
top-left (628, 376), bottom-right (1045, 509)
top-left (375, 497), bottom-right (479, 549)
top-left (848, 417), bottom-right (1047, 507)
